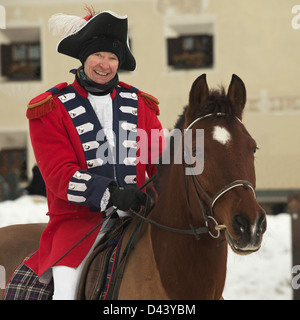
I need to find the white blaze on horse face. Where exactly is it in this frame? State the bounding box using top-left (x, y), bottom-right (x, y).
top-left (212, 126), bottom-right (231, 145)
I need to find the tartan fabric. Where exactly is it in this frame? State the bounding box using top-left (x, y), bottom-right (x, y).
top-left (3, 252), bottom-right (53, 300)
top-left (99, 245), bottom-right (117, 300)
top-left (100, 230), bottom-right (126, 300)
top-left (77, 230), bottom-right (126, 300)
top-left (76, 217), bottom-right (131, 300)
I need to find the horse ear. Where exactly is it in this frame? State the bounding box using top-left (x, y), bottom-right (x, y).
top-left (186, 74), bottom-right (209, 120)
top-left (227, 74), bottom-right (246, 120)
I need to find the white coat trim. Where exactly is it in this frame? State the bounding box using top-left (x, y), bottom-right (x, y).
top-left (123, 157), bottom-right (136, 166)
top-left (58, 93), bottom-right (76, 103)
top-left (120, 122), bottom-right (137, 132)
top-left (87, 158), bottom-right (104, 168)
top-left (73, 171), bottom-right (92, 181)
top-left (122, 140), bottom-right (137, 148)
top-left (76, 122), bottom-right (94, 135)
top-left (68, 106), bottom-right (86, 118)
top-left (67, 194), bottom-right (86, 203)
top-left (68, 182), bottom-right (87, 192)
top-left (119, 106), bottom-right (138, 116)
top-left (124, 175), bottom-right (137, 184)
top-left (82, 141), bottom-right (100, 151)
top-left (119, 92), bottom-right (138, 100)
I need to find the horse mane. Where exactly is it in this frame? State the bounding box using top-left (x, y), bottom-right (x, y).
top-left (174, 87), bottom-right (237, 130)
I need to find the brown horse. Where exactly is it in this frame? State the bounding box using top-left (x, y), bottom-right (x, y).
top-left (117, 74), bottom-right (266, 299)
top-left (0, 74), bottom-right (266, 300)
top-left (0, 223), bottom-right (46, 299)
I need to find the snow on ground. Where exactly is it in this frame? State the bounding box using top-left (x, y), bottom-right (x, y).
top-left (223, 213), bottom-right (292, 300)
top-left (0, 195), bottom-right (293, 300)
top-left (0, 195), bottom-right (49, 227)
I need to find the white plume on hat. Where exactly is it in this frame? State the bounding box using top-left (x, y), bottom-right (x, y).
top-left (48, 13), bottom-right (88, 38)
top-left (48, 6), bottom-right (96, 38)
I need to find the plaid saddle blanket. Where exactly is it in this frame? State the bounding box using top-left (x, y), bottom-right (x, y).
top-left (3, 252), bottom-right (53, 300)
top-left (77, 217), bottom-right (132, 300)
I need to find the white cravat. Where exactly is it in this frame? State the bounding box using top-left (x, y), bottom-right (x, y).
top-left (87, 92), bottom-right (129, 218)
top-left (87, 92), bottom-right (115, 150)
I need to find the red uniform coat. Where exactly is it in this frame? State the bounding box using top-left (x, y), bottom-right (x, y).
top-left (25, 80), bottom-right (164, 279)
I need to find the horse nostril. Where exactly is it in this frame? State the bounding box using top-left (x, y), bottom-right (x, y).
top-left (257, 212), bottom-right (267, 235)
top-left (256, 230), bottom-right (260, 237)
top-left (233, 214), bottom-right (250, 235)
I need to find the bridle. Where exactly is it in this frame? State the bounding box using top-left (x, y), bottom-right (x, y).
top-left (129, 112), bottom-right (256, 240)
top-left (183, 112), bottom-right (256, 239)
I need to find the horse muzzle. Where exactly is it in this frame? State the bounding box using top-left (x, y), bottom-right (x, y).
top-left (226, 211), bottom-right (267, 255)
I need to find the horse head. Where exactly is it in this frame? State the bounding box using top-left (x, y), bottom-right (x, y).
top-left (184, 74), bottom-right (266, 254)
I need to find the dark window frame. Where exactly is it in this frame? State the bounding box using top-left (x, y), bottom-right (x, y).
top-left (1, 41), bottom-right (41, 81)
top-left (167, 34), bottom-right (213, 70)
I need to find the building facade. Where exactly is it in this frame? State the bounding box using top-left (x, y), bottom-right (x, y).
top-left (0, 0), bottom-right (299, 208)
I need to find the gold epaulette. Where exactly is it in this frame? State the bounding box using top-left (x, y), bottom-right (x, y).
top-left (26, 82), bottom-right (68, 119)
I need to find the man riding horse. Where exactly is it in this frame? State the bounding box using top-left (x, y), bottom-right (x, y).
top-left (24, 7), bottom-right (164, 299)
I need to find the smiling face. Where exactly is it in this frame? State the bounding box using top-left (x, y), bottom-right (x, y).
top-left (84, 51), bottom-right (119, 84)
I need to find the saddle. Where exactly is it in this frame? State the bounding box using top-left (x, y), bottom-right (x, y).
top-left (3, 215), bottom-right (145, 300)
top-left (77, 216), bottom-right (133, 300)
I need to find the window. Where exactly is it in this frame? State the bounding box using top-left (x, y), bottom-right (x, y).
top-left (0, 149), bottom-right (27, 200)
top-left (166, 21), bottom-right (214, 70)
top-left (0, 131), bottom-right (27, 201)
top-left (167, 34), bottom-right (213, 69)
top-left (0, 27), bottom-right (41, 81)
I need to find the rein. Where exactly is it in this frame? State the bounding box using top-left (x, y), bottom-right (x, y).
top-left (50, 176), bottom-right (156, 268)
top-left (52, 113), bottom-right (257, 265)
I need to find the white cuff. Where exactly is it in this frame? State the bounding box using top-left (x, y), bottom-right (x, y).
top-left (100, 188), bottom-right (111, 212)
